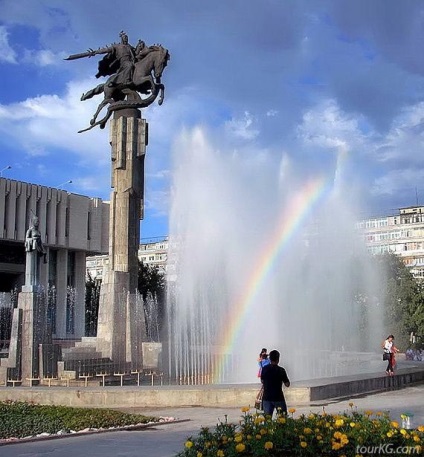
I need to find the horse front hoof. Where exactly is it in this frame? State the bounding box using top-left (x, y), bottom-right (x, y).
top-left (158, 99), bottom-right (163, 106)
top-left (81, 93), bottom-right (85, 101)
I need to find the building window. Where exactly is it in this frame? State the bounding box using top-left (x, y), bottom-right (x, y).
top-left (65, 207), bottom-right (70, 237)
top-left (87, 212), bottom-right (91, 240)
top-left (66, 251), bottom-right (76, 334)
top-left (48, 250), bottom-right (58, 334)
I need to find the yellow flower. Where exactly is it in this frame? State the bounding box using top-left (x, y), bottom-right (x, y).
top-left (254, 416), bottom-right (265, 424)
top-left (413, 435), bottom-right (421, 443)
top-left (185, 441), bottom-right (193, 449)
top-left (364, 410), bottom-right (373, 416)
top-left (260, 428), bottom-right (267, 435)
top-left (391, 421), bottom-right (399, 428)
top-left (300, 441), bottom-right (308, 448)
top-left (217, 451), bottom-right (225, 457)
top-left (332, 442), bottom-right (342, 450)
top-left (349, 402), bottom-right (354, 407)
top-left (387, 431), bottom-right (394, 438)
top-left (376, 411), bottom-right (383, 416)
top-left (308, 413), bottom-right (315, 419)
top-left (277, 417), bottom-right (286, 424)
top-left (400, 429), bottom-right (407, 436)
top-left (241, 406), bottom-right (250, 413)
top-left (247, 435), bottom-right (252, 440)
top-left (256, 434), bottom-right (262, 440)
top-left (234, 434), bottom-right (243, 443)
top-left (417, 425), bottom-right (424, 432)
top-left (317, 435), bottom-right (322, 440)
top-left (288, 407), bottom-right (296, 414)
top-left (264, 441), bottom-right (273, 450)
top-left (335, 419), bottom-right (344, 427)
top-left (303, 427), bottom-right (312, 434)
top-left (334, 431), bottom-right (342, 439)
top-left (235, 443), bottom-right (245, 453)
top-left (197, 453), bottom-right (203, 457)
top-left (350, 422), bottom-right (356, 428)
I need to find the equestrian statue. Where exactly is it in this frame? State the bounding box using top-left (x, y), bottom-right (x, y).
top-left (65, 31), bottom-right (170, 132)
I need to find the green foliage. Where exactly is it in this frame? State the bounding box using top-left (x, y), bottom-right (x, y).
top-left (85, 273), bottom-right (101, 336)
top-left (177, 405), bottom-right (424, 457)
top-left (0, 401), bottom-right (156, 439)
top-left (377, 253), bottom-right (424, 349)
top-left (137, 260), bottom-right (165, 301)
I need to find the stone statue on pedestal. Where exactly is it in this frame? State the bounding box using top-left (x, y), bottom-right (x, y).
top-left (25, 215), bottom-right (46, 287)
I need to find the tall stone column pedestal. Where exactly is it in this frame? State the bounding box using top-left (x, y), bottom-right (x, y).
top-left (96, 108), bottom-right (148, 364)
top-left (10, 286), bottom-right (48, 386)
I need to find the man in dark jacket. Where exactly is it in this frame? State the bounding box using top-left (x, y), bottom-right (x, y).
top-left (260, 349), bottom-right (290, 416)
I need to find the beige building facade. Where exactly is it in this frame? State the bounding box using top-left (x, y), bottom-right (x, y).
top-left (359, 205), bottom-right (424, 278)
top-left (0, 177), bottom-right (109, 339)
top-left (87, 236), bottom-right (169, 282)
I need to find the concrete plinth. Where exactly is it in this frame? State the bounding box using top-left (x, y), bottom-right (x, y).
top-left (0, 367), bottom-right (423, 408)
top-left (95, 109), bottom-right (148, 363)
top-left (14, 288), bottom-right (48, 386)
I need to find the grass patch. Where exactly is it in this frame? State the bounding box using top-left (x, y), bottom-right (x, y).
top-left (0, 401), bottom-right (157, 439)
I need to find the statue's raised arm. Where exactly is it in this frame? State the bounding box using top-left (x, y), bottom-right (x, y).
top-left (65, 31), bottom-right (170, 133)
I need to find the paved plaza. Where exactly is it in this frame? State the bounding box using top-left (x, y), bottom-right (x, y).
top-left (1, 383), bottom-right (423, 457)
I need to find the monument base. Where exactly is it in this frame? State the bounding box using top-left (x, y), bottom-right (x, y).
top-left (95, 271), bottom-right (147, 367)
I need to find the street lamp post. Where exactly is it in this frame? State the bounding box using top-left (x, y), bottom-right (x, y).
top-left (56, 180), bottom-right (73, 190)
top-left (0, 165), bottom-right (11, 177)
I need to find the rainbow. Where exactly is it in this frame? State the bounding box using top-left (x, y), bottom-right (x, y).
top-left (214, 176), bottom-right (332, 381)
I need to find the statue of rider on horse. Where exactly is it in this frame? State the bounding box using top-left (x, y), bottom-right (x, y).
top-left (65, 31), bottom-right (170, 132)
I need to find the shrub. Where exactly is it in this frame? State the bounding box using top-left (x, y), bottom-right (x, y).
top-left (177, 404), bottom-right (423, 456)
top-left (0, 401), bottom-right (156, 439)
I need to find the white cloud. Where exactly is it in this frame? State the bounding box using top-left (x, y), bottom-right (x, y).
top-left (371, 169), bottom-right (424, 197)
top-left (0, 77), bottom-right (109, 163)
top-left (22, 49), bottom-right (67, 67)
top-left (266, 109), bottom-right (278, 117)
top-left (0, 26), bottom-right (17, 63)
top-left (145, 189), bottom-right (170, 217)
top-left (225, 111), bottom-right (259, 140)
top-left (375, 102), bottom-right (424, 163)
top-left (297, 98), bottom-right (367, 152)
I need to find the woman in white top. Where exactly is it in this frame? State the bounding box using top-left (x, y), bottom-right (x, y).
top-left (384, 334), bottom-right (399, 376)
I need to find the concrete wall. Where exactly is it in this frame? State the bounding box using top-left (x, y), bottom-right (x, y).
top-left (0, 178), bottom-right (110, 338)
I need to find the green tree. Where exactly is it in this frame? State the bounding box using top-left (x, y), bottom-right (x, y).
top-left (377, 253), bottom-right (424, 349)
top-left (85, 273), bottom-right (101, 336)
top-left (137, 261), bottom-right (166, 340)
top-left (137, 261), bottom-right (165, 301)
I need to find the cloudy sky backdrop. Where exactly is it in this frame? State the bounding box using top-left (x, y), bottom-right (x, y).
top-left (0, 0), bottom-right (423, 237)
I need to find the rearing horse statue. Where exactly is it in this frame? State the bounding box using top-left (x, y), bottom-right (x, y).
top-left (78, 45), bottom-right (170, 132)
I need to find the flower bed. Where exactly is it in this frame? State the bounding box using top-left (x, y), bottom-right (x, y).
top-left (177, 404), bottom-right (423, 456)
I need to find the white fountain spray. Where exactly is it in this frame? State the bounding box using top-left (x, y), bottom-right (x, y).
top-left (166, 128), bottom-right (384, 384)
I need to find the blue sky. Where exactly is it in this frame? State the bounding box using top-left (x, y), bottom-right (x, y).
top-left (0, 0), bottom-right (424, 238)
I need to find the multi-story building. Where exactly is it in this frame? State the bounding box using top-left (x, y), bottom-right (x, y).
top-left (86, 254), bottom-right (109, 283)
top-left (138, 236), bottom-right (168, 274)
top-left (86, 236), bottom-right (169, 282)
top-left (0, 177), bottom-right (109, 338)
top-left (358, 205), bottom-right (424, 278)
